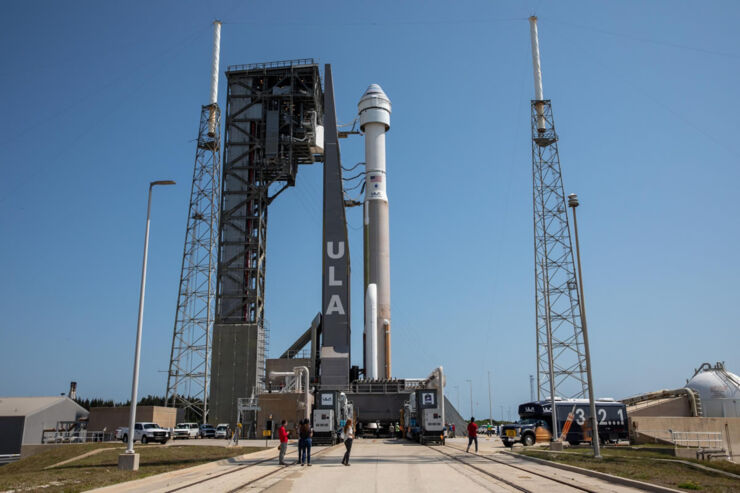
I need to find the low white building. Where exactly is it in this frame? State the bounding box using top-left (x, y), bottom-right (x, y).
top-left (0, 396), bottom-right (89, 455)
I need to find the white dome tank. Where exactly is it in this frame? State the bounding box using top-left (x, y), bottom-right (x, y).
top-left (686, 362), bottom-right (740, 418)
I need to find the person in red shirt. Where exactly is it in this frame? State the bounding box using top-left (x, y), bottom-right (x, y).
top-left (278, 420), bottom-right (289, 465)
top-left (466, 417), bottom-right (478, 453)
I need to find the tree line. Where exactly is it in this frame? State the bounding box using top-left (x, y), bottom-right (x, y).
top-left (74, 395), bottom-right (202, 422)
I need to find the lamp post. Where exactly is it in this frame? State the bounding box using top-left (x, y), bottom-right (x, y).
top-left (466, 379), bottom-right (473, 418)
top-left (487, 371), bottom-right (493, 426)
top-left (454, 385), bottom-right (460, 412)
top-left (568, 193), bottom-right (601, 459)
top-left (119, 180), bottom-right (176, 471)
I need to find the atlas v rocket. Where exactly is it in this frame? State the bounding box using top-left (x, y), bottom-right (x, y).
top-left (359, 84), bottom-right (392, 380)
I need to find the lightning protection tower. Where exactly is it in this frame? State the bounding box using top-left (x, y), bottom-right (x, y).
top-left (165, 21), bottom-right (223, 422)
top-left (529, 16), bottom-right (588, 400)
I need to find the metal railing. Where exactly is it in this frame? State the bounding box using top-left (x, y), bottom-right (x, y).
top-left (282, 349), bottom-right (309, 359)
top-left (671, 431), bottom-right (724, 449)
top-left (228, 58), bottom-right (317, 72)
top-left (0, 454), bottom-right (20, 465)
top-left (41, 431), bottom-right (116, 444)
top-left (349, 379), bottom-right (423, 394)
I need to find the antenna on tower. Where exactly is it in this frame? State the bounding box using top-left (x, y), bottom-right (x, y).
top-left (166, 20), bottom-right (223, 423)
top-left (208, 20), bottom-right (222, 136)
top-left (529, 16), bottom-right (546, 133)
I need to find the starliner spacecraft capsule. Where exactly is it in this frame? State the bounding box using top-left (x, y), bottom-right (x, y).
top-left (359, 84), bottom-right (392, 379)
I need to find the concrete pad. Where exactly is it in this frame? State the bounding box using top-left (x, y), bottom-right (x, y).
top-left (94, 445), bottom-right (283, 492)
top-left (272, 439), bottom-right (510, 492)
top-left (97, 439), bottom-right (653, 492)
top-left (549, 441), bottom-right (565, 451)
top-left (117, 452), bottom-right (139, 471)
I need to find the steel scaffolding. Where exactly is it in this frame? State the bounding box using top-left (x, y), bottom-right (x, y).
top-left (531, 100), bottom-right (588, 400)
top-left (165, 103), bottom-right (222, 421)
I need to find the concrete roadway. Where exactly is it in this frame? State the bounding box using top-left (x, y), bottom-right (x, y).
top-left (92, 437), bottom-right (649, 493)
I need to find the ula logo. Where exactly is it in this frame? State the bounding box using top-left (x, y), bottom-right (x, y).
top-left (325, 241), bottom-right (346, 315)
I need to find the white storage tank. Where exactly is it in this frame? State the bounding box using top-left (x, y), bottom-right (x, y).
top-left (686, 362), bottom-right (740, 418)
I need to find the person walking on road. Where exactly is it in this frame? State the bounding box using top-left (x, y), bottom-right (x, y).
top-left (466, 417), bottom-right (478, 453)
top-left (451, 423), bottom-right (455, 438)
top-left (299, 418), bottom-right (313, 466)
top-left (341, 419), bottom-right (354, 466)
top-left (278, 420), bottom-right (289, 465)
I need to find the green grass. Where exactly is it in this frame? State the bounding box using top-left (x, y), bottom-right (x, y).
top-left (678, 481), bottom-right (703, 490)
top-left (518, 446), bottom-right (739, 493)
top-left (0, 443), bottom-right (264, 492)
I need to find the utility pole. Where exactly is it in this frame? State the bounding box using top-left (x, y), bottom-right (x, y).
top-left (488, 371), bottom-right (493, 425)
top-left (466, 379), bottom-right (473, 418)
top-left (568, 193), bottom-right (601, 459)
top-left (529, 374), bottom-right (535, 401)
top-left (119, 180), bottom-right (176, 471)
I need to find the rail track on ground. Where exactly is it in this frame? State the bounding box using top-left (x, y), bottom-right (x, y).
top-left (164, 443), bottom-right (341, 493)
top-left (426, 443), bottom-right (601, 493)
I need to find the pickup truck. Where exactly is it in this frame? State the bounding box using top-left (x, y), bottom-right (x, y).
top-left (500, 419), bottom-right (549, 447)
top-left (119, 422), bottom-right (170, 444)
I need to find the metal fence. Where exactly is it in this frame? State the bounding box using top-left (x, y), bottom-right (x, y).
top-left (0, 454), bottom-right (20, 465)
top-left (671, 431), bottom-right (724, 450)
top-left (41, 430), bottom-right (116, 444)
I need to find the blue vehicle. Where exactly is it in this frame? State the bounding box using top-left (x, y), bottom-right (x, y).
top-left (199, 424), bottom-right (216, 438)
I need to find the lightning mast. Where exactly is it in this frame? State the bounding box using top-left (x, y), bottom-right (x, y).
top-left (528, 16), bottom-right (588, 400)
top-left (165, 20), bottom-right (222, 422)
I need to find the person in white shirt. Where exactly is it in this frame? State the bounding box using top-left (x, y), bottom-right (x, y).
top-left (341, 420), bottom-right (354, 466)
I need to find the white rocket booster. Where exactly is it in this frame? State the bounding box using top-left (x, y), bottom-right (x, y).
top-left (359, 84), bottom-right (392, 379)
top-left (364, 283), bottom-right (378, 379)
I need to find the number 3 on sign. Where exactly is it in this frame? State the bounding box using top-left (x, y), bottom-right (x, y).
top-left (574, 408), bottom-right (585, 426)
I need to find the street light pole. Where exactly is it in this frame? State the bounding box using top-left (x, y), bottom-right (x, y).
top-left (466, 379), bottom-right (473, 418)
top-left (487, 371), bottom-right (493, 426)
top-left (454, 385), bottom-right (460, 412)
top-left (119, 180), bottom-right (176, 470)
top-left (568, 193), bottom-right (601, 459)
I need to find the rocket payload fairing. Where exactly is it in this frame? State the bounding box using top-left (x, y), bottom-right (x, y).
top-left (359, 84), bottom-right (392, 379)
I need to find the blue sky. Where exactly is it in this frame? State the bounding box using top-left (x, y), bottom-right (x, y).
top-left (1, 0), bottom-right (738, 422)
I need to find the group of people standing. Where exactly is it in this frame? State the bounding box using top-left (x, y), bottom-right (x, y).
top-left (275, 418), bottom-right (355, 466)
top-left (277, 419), bottom-right (314, 466)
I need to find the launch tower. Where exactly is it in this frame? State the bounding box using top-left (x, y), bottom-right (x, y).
top-left (209, 59), bottom-right (324, 426)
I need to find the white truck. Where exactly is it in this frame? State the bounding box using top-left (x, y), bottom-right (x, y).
top-left (173, 422), bottom-right (199, 439)
top-left (119, 422), bottom-right (170, 444)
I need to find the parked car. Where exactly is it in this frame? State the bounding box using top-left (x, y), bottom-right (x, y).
top-left (119, 422), bottom-right (170, 444)
top-left (172, 423), bottom-right (198, 440)
top-left (199, 424), bottom-right (216, 438)
top-left (215, 424), bottom-right (229, 439)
